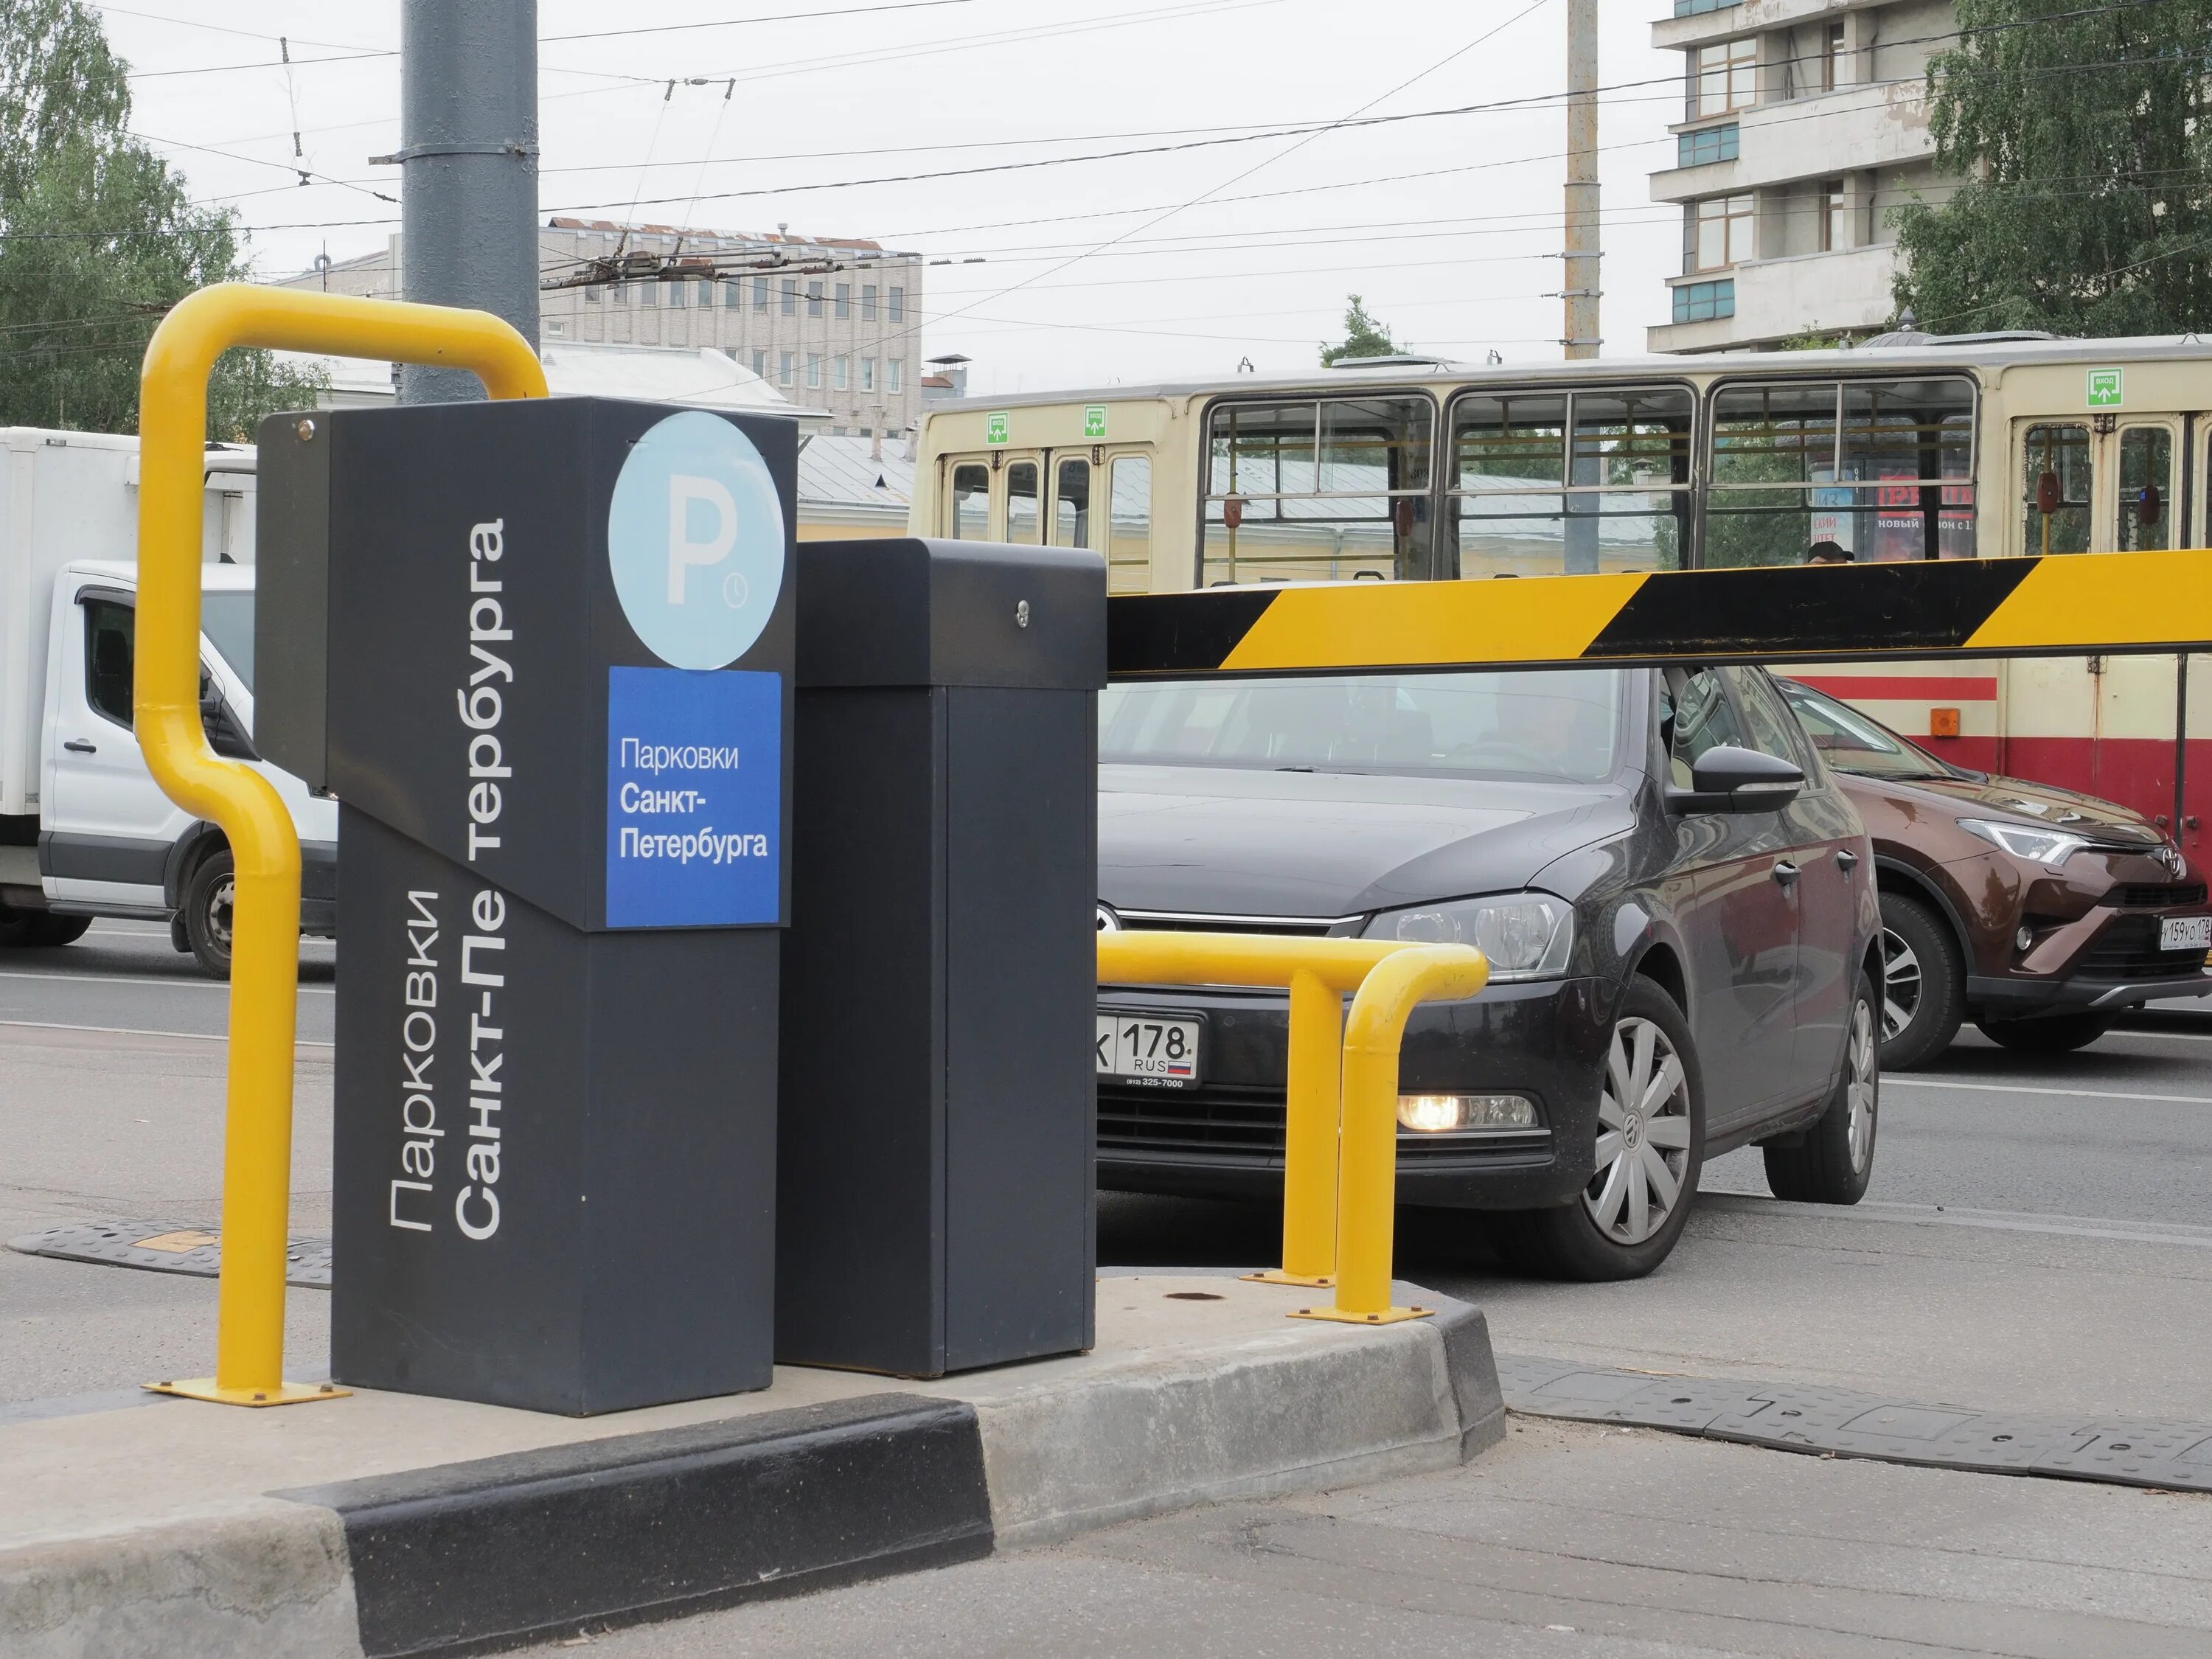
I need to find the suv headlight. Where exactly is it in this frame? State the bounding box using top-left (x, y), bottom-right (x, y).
top-left (1958, 818), bottom-right (2094, 866)
top-left (1363, 891), bottom-right (1573, 981)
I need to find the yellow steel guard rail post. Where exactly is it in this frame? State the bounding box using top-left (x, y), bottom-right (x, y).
top-left (1291, 945), bottom-right (1489, 1326)
top-left (1097, 931), bottom-right (1408, 1288)
top-left (140, 284), bottom-right (546, 1408)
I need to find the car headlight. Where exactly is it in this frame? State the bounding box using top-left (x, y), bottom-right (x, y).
top-left (1958, 818), bottom-right (2094, 866)
top-left (1363, 891), bottom-right (1573, 981)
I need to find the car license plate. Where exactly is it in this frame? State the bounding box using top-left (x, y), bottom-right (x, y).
top-left (2159, 915), bottom-right (2212, 952)
top-left (1096, 1011), bottom-right (1201, 1088)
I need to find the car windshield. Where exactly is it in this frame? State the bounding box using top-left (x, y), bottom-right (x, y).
top-left (200, 590), bottom-right (254, 694)
top-left (1099, 669), bottom-right (1624, 783)
top-left (1778, 680), bottom-right (1953, 781)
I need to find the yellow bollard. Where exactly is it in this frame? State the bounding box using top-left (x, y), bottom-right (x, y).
top-left (1097, 931), bottom-right (1404, 1288)
top-left (1290, 944), bottom-right (1489, 1326)
top-left (140, 285), bottom-right (544, 1407)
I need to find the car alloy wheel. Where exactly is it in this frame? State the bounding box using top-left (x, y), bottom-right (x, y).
top-left (1585, 1015), bottom-right (1694, 1247)
top-left (1879, 925), bottom-right (1922, 1043)
top-left (1844, 997), bottom-right (1877, 1175)
top-left (206, 872), bottom-right (235, 952)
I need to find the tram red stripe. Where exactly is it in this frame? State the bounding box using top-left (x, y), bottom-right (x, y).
top-left (1794, 674), bottom-right (2000, 700)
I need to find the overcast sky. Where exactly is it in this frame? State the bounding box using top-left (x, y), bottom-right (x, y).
top-left (100, 0), bottom-right (1682, 395)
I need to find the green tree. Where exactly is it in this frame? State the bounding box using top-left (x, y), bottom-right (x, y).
top-left (0, 0), bottom-right (323, 436)
top-left (1893, 0), bottom-right (2212, 336)
top-left (1320, 294), bottom-right (1408, 365)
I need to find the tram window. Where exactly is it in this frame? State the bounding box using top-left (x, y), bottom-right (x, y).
top-left (1450, 388), bottom-right (1688, 577)
top-left (1108, 456), bottom-right (1152, 592)
top-left (2118, 427), bottom-right (2173, 553)
top-left (1054, 457), bottom-right (1091, 547)
top-left (2021, 423), bottom-right (2090, 554)
top-left (1708, 378), bottom-right (1977, 566)
top-left (1006, 462), bottom-right (1041, 546)
top-left (1202, 397), bottom-right (1432, 584)
top-left (950, 463), bottom-right (989, 540)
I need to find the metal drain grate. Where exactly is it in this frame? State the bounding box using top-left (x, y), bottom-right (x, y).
top-left (1496, 1354), bottom-right (2212, 1494)
top-left (7, 1220), bottom-right (331, 1288)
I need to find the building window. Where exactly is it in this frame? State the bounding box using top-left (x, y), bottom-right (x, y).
top-left (1677, 122), bottom-right (1739, 169)
top-left (862, 284), bottom-right (877, 321)
top-left (639, 279), bottom-right (657, 307)
top-left (1671, 278), bottom-right (1736, 323)
top-left (723, 279), bottom-right (740, 308)
top-left (807, 280), bottom-right (824, 317)
top-left (1673, 0), bottom-right (1736, 13)
top-left (888, 285), bottom-right (905, 323)
top-left (832, 355), bottom-right (849, 391)
top-left (861, 356), bottom-right (875, 392)
top-left (611, 280), bottom-right (629, 304)
top-left (584, 282), bottom-right (602, 303)
top-left (755, 276), bottom-right (771, 310)
top-left (1690, 192), bottom-right (1753, 271)
top-left (1820, 179), bottom-right (1847, 251)
top-left (886, 358), bottom-right (903, 394)
top-left (698, 277), bottom-right (716, 307)
top-left (781, 279), bottom-right (797, 316)
top-left (806, 353), bottom-right (822, 388)
top-left (752, 349), bottom-right (768, 378)
top-left (669, 278), bottom-right (685, 308)
top-left (779, 351), bottom-right (793, 385)
top-left (1821, 21), bottom-right (1846, 91)
top-left (1694, 38), bottom-right (1756, 118)
top-left (835, 282), bottom-right (851, 319)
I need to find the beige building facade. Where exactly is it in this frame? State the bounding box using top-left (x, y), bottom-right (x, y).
top-left (1647, 0), bottom-right (1956, 352)
top-left (282, 220), bottom-right (925, 437)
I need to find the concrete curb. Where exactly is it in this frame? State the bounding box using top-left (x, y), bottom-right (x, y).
top-left (0, 1284), bottom-right (1503, 1658)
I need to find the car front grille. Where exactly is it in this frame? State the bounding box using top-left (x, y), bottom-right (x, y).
top-left (1103, 908), bottom-right (1357, 938)
top-left (1098, 1085), bottom-right (1548, 1162)
top-left (2075, 914), bottom-right (2212, 982)
top-left (2107, 883), bottom-right (2208, 908)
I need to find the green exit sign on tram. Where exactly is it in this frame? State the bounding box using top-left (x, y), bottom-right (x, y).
top-left (2087, 367), bottom-right (2124, 408)
top-left (986, 411), bottom-right (1010, 445)
top-left (1083, 406), bottom-right (1108, 440)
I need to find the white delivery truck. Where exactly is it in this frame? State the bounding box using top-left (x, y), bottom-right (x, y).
top-left (0, 427), bottom-right (335, 976)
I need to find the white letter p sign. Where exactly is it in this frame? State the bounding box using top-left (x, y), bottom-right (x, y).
top-left (667, 473), bottom-right (738, 604)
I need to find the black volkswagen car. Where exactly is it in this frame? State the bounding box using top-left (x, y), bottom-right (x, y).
top-left (1096, 663), bottom-right (1884, 1280)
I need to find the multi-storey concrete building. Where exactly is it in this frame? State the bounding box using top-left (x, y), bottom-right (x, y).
top-left (282, 220), bottom-right (925, 436)
top-left (1646, 0), bottom-right (1955, 352)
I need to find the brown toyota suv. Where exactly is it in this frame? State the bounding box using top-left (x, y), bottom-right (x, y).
top-left (1777, 679), bottom-right (2212, 1068)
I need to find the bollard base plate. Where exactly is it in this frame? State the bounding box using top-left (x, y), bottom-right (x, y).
top-left (1286, 1304), bottom-right (1433, 1326)
top-left (1241, 1269), bottom-right (1335, 1288)
top-left (144, 1378), bottom-right (352, 1408)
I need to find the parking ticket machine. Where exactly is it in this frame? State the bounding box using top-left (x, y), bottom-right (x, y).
top-left (257, 399), bottom-right (794, 1414)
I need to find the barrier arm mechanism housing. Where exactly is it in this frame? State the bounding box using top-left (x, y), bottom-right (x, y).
top-left (139, 284), bottom-right (546, 1408)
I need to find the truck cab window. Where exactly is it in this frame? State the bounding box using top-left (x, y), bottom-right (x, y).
top-left (83, 599), bottom-right (134, 728)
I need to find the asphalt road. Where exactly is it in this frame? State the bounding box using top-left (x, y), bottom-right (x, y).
top-left (0, 918), bottom-right (335, 1045)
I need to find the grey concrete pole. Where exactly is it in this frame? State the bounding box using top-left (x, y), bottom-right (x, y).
top-left (392, 0), bottom-right (539, 404)
top-left (1562, 0), bottom-right (1600, 362)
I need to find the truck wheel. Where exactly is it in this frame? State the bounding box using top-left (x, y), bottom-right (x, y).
top-left (1975, 1012), bottom-right (2111, 1054)
top-left (1493, 978), bottom-right (1705, 1281)
top-left (1877, 892), bottom-right (1964, 1071)
top-left (183, 851), bottom-right (235, 979)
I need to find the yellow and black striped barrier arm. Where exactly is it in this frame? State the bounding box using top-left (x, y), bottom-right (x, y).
top-left (1107, 549), bottom-right (2212, 678)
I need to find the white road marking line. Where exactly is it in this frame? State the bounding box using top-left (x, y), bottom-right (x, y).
top-left (2105, 1025), bottom-right (2212, 1043)
top-left (1700, 1192), bottom-right (2212, 1251)
top-left (0, 1018), bottom-right (333, 1048)
top-left (1887, 1077), bottom-right (2212, 1107)
top-left (0, 968), bottom-right (334, 993)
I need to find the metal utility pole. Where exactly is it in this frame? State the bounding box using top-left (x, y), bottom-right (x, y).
top-left (389, 0), bottom-right (539, 404)
top-left (1562, 0), bottom-right (1601, 361)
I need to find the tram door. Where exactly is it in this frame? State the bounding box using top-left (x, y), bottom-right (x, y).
top-left (2009, 415), bottom-right (2198, 852)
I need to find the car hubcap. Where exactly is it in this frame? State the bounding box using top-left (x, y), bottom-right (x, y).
top-left (1879, 927), bottom-right (1921, 1041)
top-left (207, 876), bottom-right (234, 952)
top-left (1585, 1016), bottom-right (1693, 1247)
top-left (1846, 998), bottom-right (1877, 1174)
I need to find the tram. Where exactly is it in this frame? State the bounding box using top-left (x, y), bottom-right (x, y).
top-left (908, 334), bottom-right (2212, 853)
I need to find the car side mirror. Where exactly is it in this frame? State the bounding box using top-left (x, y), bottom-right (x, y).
top-left (1669, 744), bottom-right (1803, 815)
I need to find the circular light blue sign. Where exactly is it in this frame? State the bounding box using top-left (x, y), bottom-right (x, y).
top-left (607, 411), bottom-right (785, 669)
